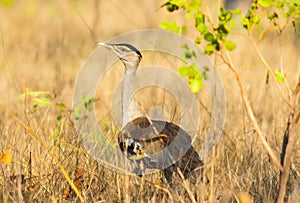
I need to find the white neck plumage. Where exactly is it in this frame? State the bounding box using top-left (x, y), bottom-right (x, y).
top-left (122, 69), bottom-right (142, 128)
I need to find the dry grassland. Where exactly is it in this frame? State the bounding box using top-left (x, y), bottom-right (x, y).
top-left (0, 0), bottom-right (299, 202)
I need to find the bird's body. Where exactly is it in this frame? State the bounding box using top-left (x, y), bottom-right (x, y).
top-left (99, 42), bottom-right (203, 187)
top-left (119, 117), bottom-right (203, 185)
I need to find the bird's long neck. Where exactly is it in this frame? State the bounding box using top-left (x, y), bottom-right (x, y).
top-left (122, 69), bottom-right (142, 128)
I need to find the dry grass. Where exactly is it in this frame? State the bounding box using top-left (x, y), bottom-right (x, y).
top-left (0, 0), bottom-right (299, 202)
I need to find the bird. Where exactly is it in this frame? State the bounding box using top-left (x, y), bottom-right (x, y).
top-left (98, 42), bottom-right (204, 187)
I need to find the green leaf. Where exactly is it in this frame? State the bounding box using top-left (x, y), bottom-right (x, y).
top-left (268, 12), bottom-right (278, 21)
top-left (194, 12), bottom-right (205, 26)
top-left (159, 21), bottom-right (180, 33)
top-left (202, 66), bottom-right (209, 80)
top-left (180, 45), bottom-right (196, 61)
top-left (253, 15), bottom-right (261, 24)
top-left (30, 105), bottom-right (38, 113)
top-left (217, 24), bottom-right (230, 36)
top-left (184, 49), bottom-right (196, 59)
top-left (258, 0), bottom-right (273, 8)
top-left (185, 12), bottom-right (192, 19)
top-left (229, 19), bottom-right (235, 27)
top-left (19, 90), bottom-right (52, 110)
top-left (290, 0), bottom-right (300, 4)
top-left (274, 1), bottom-right (283, 8)
top-left (189, 77), bottom-right (203, 93)
top-left (179, 66), bottom-right (190, 77)
top-left (179, 63), bottom-right (199, 77)
top-left (56, 115), bottom-right (63, 123)
top-left (242, 17), bottom-right (251, 30)
top-left (181, 25), bottom-right (188, 34)
top-left (101, 118), bottom-right (110, 126)
top-left (33, 97), bottom-right (51, 107)
top-left (56, 103), bottom-right (65, 109)
top-left (195, 37), bottom-right (202, 44)
top-left (185, 0), bottom-right (201, 12)
top-left (204, 32), bottom-right (214, 42)
top-left (19, 90), bottom-right (50, 100)
top-left (224, 40), bottom-right (236, 51)
top-left (196, 23), bottom-right (207, 34)
top-left (230, 8), bottom-right (241, 15)
top-left (205, 44), bottom-right (215, 55)
top-left (214, 40), bottom-right (220, 51)
top-left (170, 0), bottom-right (185, 7)
top-left (179, 66), bottom-right (196, 77)
top-left (179, 63), bottom-right (204, 93)
top-left (275, 70), bottom-right (285, 83)
top-left (73, 96), bottom-right (96, 120)
top-left (160, 1), bottom-right (179, 12)
top-left (55, 115), bottom-right (63, 129)
top-left (1, 0), bottom-right (13, 7)
top-left (219, 8), bottom-right (232, 23)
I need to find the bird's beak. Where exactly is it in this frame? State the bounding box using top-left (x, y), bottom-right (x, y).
top-left (97, 42), bottom-right (106, 46)
top-left (97, 42), bottom-right (111, 49)
top-left (97, 42), bottom-right (124, 59)
top-left (97, 42), bottom-right (117, 55)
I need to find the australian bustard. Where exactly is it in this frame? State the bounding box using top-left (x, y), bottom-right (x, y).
top-left (98, 42), bottom-right (203, 187)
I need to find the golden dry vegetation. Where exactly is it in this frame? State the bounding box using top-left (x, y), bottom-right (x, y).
top-left (0, 0), bottom-right (299, 202)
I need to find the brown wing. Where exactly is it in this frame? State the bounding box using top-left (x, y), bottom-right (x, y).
top-left (120, 117), bottom-right (203, 179)
top-left (121, 117), bottom-right (187, 152)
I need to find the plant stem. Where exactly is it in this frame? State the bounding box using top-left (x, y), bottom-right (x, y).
top-left (248, 33), bottom-right (293, 108)
top-left (219, 50), bottom-right (283, 171)
top-left (277, 74), bottom-right (300, 203)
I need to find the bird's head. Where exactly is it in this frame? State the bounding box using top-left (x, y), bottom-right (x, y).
top-left (98, 42), bottom-right (142, 72)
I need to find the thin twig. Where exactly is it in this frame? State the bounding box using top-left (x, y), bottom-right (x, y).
top-left (248, 33), bottom-right (293, 108)
top-left (219, 50), bottom-right (283, 171)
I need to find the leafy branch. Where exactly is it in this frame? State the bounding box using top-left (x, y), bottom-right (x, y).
top-left (160, 0), bottom-right (299, 201)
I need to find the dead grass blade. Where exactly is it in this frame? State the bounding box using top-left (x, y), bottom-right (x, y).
top-left (220, 51), bottom-right (283, 171)
top-left (176, 169), bottom-right (196, 203)
top-left (0, 105), bottom-right (85, 203)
